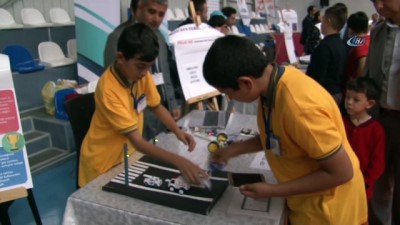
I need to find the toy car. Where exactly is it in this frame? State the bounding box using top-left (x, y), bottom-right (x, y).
top-left (143, 175), bottom-right (163, 187)
top-left (165, 176), bottom-right (190, 194)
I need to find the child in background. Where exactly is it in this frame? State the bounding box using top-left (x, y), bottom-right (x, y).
top-left (345, 11), bottom-right (370, 81)
top-left (343, 77), bottom-right (385, 203)
top-left (306, 4), bottom-right (348, 104)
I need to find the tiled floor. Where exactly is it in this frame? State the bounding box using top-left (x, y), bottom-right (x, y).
top-left (6, 158), bottom-right (77, 225)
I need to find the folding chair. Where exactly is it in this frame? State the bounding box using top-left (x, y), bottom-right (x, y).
top-left (65, 93), bottom-right (95, 189)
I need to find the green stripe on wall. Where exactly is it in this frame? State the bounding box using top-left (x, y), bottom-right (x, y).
top-left (76, 17), bottom-right (108, 67)
top-left (75, 3), bottom-right (115, 30)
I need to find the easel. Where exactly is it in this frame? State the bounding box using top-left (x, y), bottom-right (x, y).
top-left (187, 90), bottom-right (221, 111)
top-left (187, 1), bottom-right (220, 111)
top-left (0, 187), bottom-right (42, 225)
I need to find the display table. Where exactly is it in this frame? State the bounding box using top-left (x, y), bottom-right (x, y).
top-left (62, 114), bottom-right (286, 225)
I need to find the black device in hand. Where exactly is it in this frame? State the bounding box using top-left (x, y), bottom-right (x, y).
top-left (228, 173), bottom-right (265, 187)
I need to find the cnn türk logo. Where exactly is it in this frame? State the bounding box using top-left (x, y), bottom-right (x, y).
top-left (347, 36), bottom-right (367, 47)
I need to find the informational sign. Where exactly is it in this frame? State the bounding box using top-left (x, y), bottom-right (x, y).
top-left (170, 24), bottom-right (223, 102)
top-left (207, 0), bottom-right (220, 17)
top-left (0, 54), bottom-right (33, 192)
top-left (237, 0), bottom-right (251, 26)
top-left (255, 0), bottom-right (276, 19)
top-left (281, 9), bottom-right (298, 32)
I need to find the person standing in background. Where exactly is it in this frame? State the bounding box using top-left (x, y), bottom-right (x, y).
top-left (306, 4), bottom-right (347, 104)
top-left (365, 0), bottom-right (400, 224)
top-left (300, 5), bottom-right (317, 46)
top-left (178, 0), bottom-right (208, 27)
top-left (221, 6), bottom-right (237, 33)
top-left (342, 77), bottom-right (386, 224)
top-left (345, 11), bottom-right (370, 81)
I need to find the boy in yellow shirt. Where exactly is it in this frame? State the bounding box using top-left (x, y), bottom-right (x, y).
top-left (203, 35), bottom-right (368, 224)
top-left (79, 23), bottom-right (207, 187)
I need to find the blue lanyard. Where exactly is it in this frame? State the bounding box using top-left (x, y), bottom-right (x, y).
top-left (261, 65), bottom-right (284, 149)
top-left (130, 83), bottom-right (138, 109)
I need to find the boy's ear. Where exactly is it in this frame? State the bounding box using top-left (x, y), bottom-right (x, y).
top-left (237, 76), bottom-right (254, 90)
top-left (367, 99), bottom-right (376, 109)
top-left (116, 52), bottom-right (125, 64)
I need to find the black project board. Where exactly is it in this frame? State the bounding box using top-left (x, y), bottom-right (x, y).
top-left (103, 155), bottom-right (229, 215)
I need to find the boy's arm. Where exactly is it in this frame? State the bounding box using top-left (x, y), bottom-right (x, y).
top-left (125, 129), bottom-right (206, 184)
top-left (212, 136), bottom-right (263, 165)
top-left (240, 146), bottom-right (354, 198)
top-left (356, 57), bottom-right (367, 78)
top-left (363, 124), bottom-right (386, 190)
top-left (151, 104), bottom-right (195, 151)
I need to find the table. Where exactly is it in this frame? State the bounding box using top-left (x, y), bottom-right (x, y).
top-left (62, 114), bottom-right (286, 225)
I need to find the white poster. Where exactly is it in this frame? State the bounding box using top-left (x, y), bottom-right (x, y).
top-left (237, 0), bottom-right (251, 26)
top-left (255, 0), bottom-right (276, 19)
top-left (170, 24), bottom-right (223, 101)
top-left (281, 9), bottom-right (298, 32)
top-left (0, 54), bottom-right (33, 192)
top-left (207, 0), bottom-right (220, 17)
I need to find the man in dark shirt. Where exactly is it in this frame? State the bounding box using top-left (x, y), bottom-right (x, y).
top-left (306, 4), bottom-right (347, 104)
top-left (178, 0), bottom-right (208, 27)
top-left (301, 5), bottom-right (317, 45)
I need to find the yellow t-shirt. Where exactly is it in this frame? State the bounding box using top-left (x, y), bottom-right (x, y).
top-left (257, 66), bottom-right (367, 224)
top-left (79, 65), bottom-right (160, 187)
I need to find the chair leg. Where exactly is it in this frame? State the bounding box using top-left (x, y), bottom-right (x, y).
top-left (0, 200), bottom-right (13, 225)
top-left (27, 189), bottom-right (42, 225)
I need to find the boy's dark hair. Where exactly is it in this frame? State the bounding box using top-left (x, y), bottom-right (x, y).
top-left (333, 2), bottom-right (348, 15)
top-left (324, 4), bottom-right (348, 31)
top-left (130, 0), bottom-right (139, 12)
top-left (203, 36), bottom-right (271, 90)
top-left (117, 23), bottom-right (159, 62)
top-left (221, 6), bottom-right (237, 17)
top-left (307, 5), bottom-right (315, 14)
top-left (208, 15), bottom-right (227, 28)
top-left (346, 77), bottom-right (380, 101)
top-left (187, 0), bottom-right (206, 17)
top-left (347, 11), bottom-right (369, 34)
top-left (313, 11), bottom-right (320, 23)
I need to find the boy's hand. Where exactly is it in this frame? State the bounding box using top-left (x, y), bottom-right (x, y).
top-left (239, 182), bottom-right (272, 199)
top-left (211, 147), bottom-right (233, 167)
top-left (174, 156), bottom-right (208, 185)
top-left (176, 131), bottom-right (196, 151)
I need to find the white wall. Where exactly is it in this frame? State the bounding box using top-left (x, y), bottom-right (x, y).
top-left (4, 0), bottom-right (74, 24)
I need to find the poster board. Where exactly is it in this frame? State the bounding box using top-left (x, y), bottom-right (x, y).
top-left (237, 0), bottom-right (251, 26)
top-left (169, 23), bottom-right (223, 105)
top-left (0, 54), bottom-right (33, 202)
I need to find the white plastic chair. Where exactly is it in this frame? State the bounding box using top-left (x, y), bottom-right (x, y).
top-left (0, 8), bottom-right (23, 29)
top-left (38, 41), bottom-right (75, 67)
top-left (174, 8), bottom-right (186, 20)
top-left (231, 25), bottom-right (245, 37)
top-left (250, 24), bottom-right (257, 33)
top-left (21, 8), bottom-right (52, 27)
top-left (67, 39), bottom-right (77, 61)
top-left (166, 8), bottom-right (175, 21)
top-left (255, 24), bottom-right (262, 34)
top-left (49, 8), bottom-right (74, 25)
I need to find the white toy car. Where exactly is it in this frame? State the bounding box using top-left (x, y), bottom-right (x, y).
top-left (143, 175), bottom-right (163, 187)
top-left (165, 176), bottom-right (191, 194)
